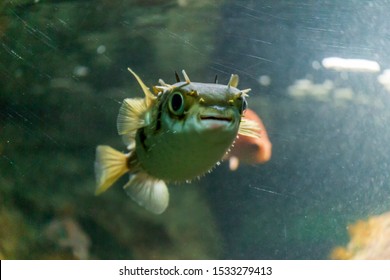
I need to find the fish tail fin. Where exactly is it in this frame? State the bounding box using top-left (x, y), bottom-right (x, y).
top-left (94, 145), bottom-right (129, 195)
top-left (124, 173), bottom-right (169, 214)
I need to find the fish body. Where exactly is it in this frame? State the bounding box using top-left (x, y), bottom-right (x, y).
top-left (95, 68), bottom-right (260, 214)
top-left (135, 82), bottom-right (242, 181)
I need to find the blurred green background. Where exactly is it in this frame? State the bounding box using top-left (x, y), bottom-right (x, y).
top-left (1, 0), bottom-right (390, 259)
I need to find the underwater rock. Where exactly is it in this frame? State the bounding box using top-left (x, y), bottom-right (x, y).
top-left (0, 205), bottom-right (31, 259)
top-left (44, 216), bottom-right (91, 260)
top-left (88, 183), bottom-right (222, 259)
top-left (330, 211), bottom-right (390, 259)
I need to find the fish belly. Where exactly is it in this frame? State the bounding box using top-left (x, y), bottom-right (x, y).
top-left (136, 130), bottom-right (235, 181)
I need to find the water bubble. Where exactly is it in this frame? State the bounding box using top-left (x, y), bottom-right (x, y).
top-left (258, 75), bottom-right (271, 87)
top-left (97, 45), bottom-right (106, 54)
top-left (312, 60), bottom-right (321, 70)
top-left (73, 65), bottom-right (89, 77)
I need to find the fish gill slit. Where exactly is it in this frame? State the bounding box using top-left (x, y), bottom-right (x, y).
top-left (138, 127), bottom-right (148, 151)
top-left (154, 91), bottom-right (170, 134)
top-left (155, 101), bottom-right (163, 132)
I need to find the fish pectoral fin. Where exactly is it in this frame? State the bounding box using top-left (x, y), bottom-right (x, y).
top-left (94, 145), bottom-right (129, 195)
top-left (238, 117), bottom-right (261, 138)
top-left (117, 98), bottom-right (147, 136)
top-left (124, 173), bottom-right (169, 215)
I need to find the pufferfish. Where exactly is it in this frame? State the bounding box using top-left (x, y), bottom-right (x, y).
top-left (94, 68), bottom-right (260, 214)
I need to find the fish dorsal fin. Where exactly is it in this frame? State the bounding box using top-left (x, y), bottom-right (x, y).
top-left (228, 74), bottom-right (239, 88)
top-left (127, 67), bottom-right (156, 106)
top-left (175, 71), bottom-right (180, 82)
top-left (117, 98), bottom-right (147, 136)
top-left (124, 173), bottom-right (169, 214)
top-left (238, 117), bottom-right (261, 138)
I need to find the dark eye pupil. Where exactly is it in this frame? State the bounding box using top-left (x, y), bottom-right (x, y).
top-left (237, 97), bottom-right (247, 114)
top-left (242, 99), bottom-right (248, 112)
top-left (171, 93), bottom-right (183, 112)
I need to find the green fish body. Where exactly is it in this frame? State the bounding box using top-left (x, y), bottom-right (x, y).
top-left (95, 68), bottom-right (259, 214)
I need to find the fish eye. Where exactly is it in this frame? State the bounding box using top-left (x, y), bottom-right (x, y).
top-left (237, 97), bottom-right (247, 114)
top-left (242, 98), bottom-right (248, 112)
top-left (168, 92), bottom-right (185, 115)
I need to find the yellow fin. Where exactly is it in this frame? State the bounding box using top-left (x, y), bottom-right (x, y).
top-left (123, 173), bottom-right (169, 214)
top-left (94, 145), bottom-right (129, 195)
top-left (228, 74), bottom-right (239, 88)
top-left (238, 117), bottom-right (261, 138)
top-left (117, 98), bottom-right (147, 136)
top-left (127, 67), bottom-right (156, 107)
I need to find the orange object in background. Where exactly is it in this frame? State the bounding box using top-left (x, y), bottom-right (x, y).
top-left (330, 211), bottom-right (390, 259)
top-left (226, 109), bottom-right (272, 171)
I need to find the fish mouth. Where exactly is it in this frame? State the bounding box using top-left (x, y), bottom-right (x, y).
top-left (199, 114), bottom-right (234, 130)
top-left (200, 115), bottom-right (233, 122)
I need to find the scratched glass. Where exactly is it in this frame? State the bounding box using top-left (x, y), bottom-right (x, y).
top-left (1, 0), bottom-right (390, 260)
